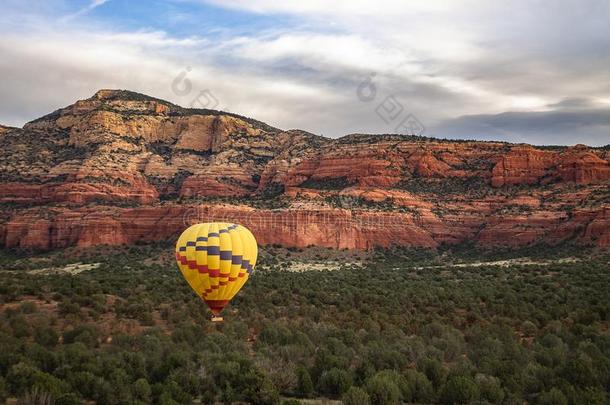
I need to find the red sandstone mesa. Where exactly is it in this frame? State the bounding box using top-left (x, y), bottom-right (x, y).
top-left (0, 90), bottom-right (608, 250)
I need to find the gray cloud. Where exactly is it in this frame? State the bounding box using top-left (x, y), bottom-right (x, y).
top-left (1, 0), bottom-right (610, 146)
top-left (547, 97), bottom-right (602, 110)
top-left (433, 109), bottom-right (610, 146)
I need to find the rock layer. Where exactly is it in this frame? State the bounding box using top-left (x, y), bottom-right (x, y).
top-left (1, 90), bottom-right (608, 250)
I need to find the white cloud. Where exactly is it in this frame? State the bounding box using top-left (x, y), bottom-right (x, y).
top-left (199, 0), bottom-right (467, 17)
top-left (0, 28), bottom-right (345, 133)
top-left (0, 0), bottom-right (609, 145)
top-left (61, 0), bottom-right (110, 22)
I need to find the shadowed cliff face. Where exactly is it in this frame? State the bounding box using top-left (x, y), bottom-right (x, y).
top-left (1, 90), bottom-right (609, 250)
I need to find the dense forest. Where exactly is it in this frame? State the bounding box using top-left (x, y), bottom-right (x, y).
top-left (0, 243), bottom-right (608, 404)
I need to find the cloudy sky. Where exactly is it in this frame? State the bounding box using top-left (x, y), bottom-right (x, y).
top-left (1, 0), bottom-right (609, 146)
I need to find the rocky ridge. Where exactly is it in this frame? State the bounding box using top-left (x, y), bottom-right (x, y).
top-left (1, 90), bottom-right (609, 250)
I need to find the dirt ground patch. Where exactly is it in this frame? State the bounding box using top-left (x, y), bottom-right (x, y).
top-left (27, 262), bottom-right (101, 275)
top-left (283, 261), bottom-right (363, 272)
top-left (412, 257), bottom-right (580, 270)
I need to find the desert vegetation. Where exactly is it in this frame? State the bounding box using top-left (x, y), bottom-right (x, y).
top-left (0, 244), bottom-right (607, 404)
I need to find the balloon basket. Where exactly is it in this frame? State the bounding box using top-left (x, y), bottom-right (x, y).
top-left (211, 315), bottom-right (224, 322)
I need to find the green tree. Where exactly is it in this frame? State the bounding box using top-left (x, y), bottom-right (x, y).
top-left (418, 358), bottom-right (444, 387)
top-left (133, 378), bottom-right (152, 403)
top-left (440, 376), bottom-right (479, 405)
top-left (62, 324), bottom-right (100, 348)
top-left (10, 316), bottom-right (31, 338)
top-left (7, 362), bottom-right (39, 395)
top-left (296, 367), bottom-right (314, 397)
top-left (17, 387), bottom-right (54, 405)
top-left (577, 387), bottom-right (607, 405)
top-left (55, 392), bottom-right (82, 405)
top-left (342, 386), bottom-right (370, 405)
top-left (366, 374), bottom-right (400, 405)
top-left (220, 383), bottom-right (237, 405)
top-left (561, 358), bottom-right (597, 387)
top-left (404, 369), bottom-right (434, 403)
top-left (475, 374), bottom-right (504, 404)
top-left (0, 377), bottom-right (7, 403)
top-left (34, 327), bottom-right (59, 347)
top-left (474, 374), bottom-right (504, 404)
top-left (159, 391), bottom-right (181, 405)
top-left (373, 370), bottom-right (411, 401)
top-left (246, 376), bottom-right (280, 405)
top-left (537, 388), bottom-right (568, 405)
top-left (522, 320), bottom-right (538, 337)
top-left (318, 368), bottom-right (352, 398)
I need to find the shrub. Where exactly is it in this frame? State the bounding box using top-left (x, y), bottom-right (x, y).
top-left (576, 387), bottom-right (607, 405)
top-left (366, 373), bottom-right (400, 405)
top-left (475, 373), bottom-right (504, 403)
top-left (55, 392), bottom-right (82, 405)
top-left (342, 386), bottom-right (370, 405)
top-left (317, 368), bottom-right (352, 398)
top-left (372, 370), bottom-right (411, 401)
top-left (537, 387), bottom-right (568, 405)
top-left (9, 363), bottom-right (68, 399)
top-left (62, 324), bottom-right (99, 347)
top-left (133, 378), bottom-right (152, 402)
top-left (522, 320), bottom-right (538, 337)
top-left (418, 358), bottom-right (444, 387)
top-left (0, 377), bottom-right (6, 403)
top-left (404, 369), bottom-right (434, 403)
top-left (296, 367), bottom-right (314, 397)
top-left (58, 300), bottom-right (80, 315)
top-left (20, 301), bottom-right (38, 314)
top-left (440, 376), bottom-right (479, 404)
top-left (244, 375), bottom-right (279, 405)
top-left (34, 327), bottom-right (59, 347)
top-left (17, 387), bottom-right (54, 405)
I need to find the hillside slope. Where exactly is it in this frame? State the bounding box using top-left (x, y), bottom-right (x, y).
top-left (1, 90), bottom-right (609, 250)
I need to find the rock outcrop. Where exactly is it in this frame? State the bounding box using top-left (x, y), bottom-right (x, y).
top-left (491, 145), bottom-right (610, 187)
top-left (0, 124), bottom-right (14, 135)
top-left (1, 90), bottom-right (608, 250)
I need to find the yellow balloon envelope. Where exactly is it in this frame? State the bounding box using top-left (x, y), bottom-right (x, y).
top-left (175, 223), bottom-right (257, 318)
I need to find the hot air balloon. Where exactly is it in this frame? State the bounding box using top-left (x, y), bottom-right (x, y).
top-left (175, 223), bottom-right (257, 321)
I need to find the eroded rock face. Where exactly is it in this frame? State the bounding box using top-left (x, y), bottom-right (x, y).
top-left (1, 90), bottom-right (609, 250)
top-left (557, 151), bottom-right (610, 183)
top-left (491, 146), bottom-right (556, 187)
top-left (180, 165), bottom-right (257, 198)
top-left (491, 145), bottom-right (610, 187)
top-left (3, 201), bottom-right (609, 250)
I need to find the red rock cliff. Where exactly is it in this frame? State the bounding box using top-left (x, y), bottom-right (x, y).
top-left (1, 90), bottom-right (608, 250)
